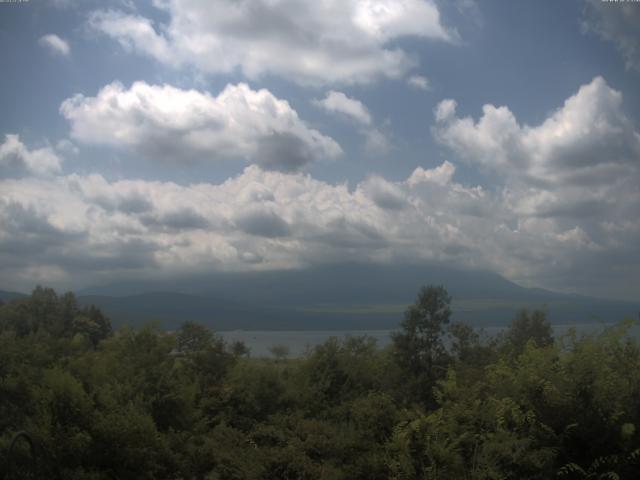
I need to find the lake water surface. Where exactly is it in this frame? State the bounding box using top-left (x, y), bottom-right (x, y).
top-left (220, 323), bottom-right (627, 357)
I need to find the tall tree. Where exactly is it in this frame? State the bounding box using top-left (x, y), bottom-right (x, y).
top-left (504, 309), bottom-right (553, 356)
top-left (392, 285), bottom-right (452, 403)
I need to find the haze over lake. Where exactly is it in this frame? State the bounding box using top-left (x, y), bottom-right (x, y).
top-left (220, 323), bottom-right (632, 357)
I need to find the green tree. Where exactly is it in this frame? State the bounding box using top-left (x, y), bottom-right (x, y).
top-left (176, 321), bottom-right (214, 353)
top-left (392, 285), bottom-right (452, 403)
top-left (504, 309), bottom-right (553, 356)
top-left (269, 344), bottom-right (290, 362)
top-left (72, 305), bottom-right (112, 348)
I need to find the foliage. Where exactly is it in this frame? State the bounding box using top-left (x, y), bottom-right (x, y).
top-left (0, 286), bottom-right (639, 479)
top-left (391, 285), bottom-right (452, 405)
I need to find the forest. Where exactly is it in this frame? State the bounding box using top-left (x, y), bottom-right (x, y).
top-left (1, 286), bottom-right (639, 480)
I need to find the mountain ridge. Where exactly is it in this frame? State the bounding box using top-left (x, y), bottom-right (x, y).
top-left (4, 263), bottom-right (636, 330)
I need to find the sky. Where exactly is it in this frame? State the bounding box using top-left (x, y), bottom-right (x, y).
top-left (0, 0), bottom-right (639, 300)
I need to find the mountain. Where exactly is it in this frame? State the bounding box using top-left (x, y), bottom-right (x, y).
top-left (75, 263), bottom-right (640, 330)
top-left (0, 290), bottom-right (27, 303)
top-left (79, 263), bottom-right (565, 302)
top-left (76, 292), bottom-right (288, 331)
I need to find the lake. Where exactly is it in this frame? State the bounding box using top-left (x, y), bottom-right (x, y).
top-left (219, 322), bottom-right (626, 357)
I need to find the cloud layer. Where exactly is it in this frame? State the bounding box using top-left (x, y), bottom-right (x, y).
top-left (60, 81), bottom-right (342, 171)
top-left (88, 0), bottom-right (455, 85)
top-left (2, 77), bottom-right (639, 298)
top-left (0, 160), bottom-right (495, 289)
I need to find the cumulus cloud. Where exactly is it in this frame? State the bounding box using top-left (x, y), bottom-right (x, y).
top-left (60, 81), bottom-right (342, 172)
top-left (39, 34), bottom-right (71, 56)
top-left (0, 162), bottom-right (495, 289)
top-left (235, 208), bottom-right (291, 238)
top-left (431, 76), bottom-right (640, 296)
top-left (313, 90), bottom-right (392, 154)
top-left (2, 150), bottom-right (638, 298)
top-left (582, 0), bottom-right (640, 72)
top-left (407, 160), bottom-right (455, 187)
top-left (358, 175), bottom-right (407, 210)
top-left (313, 91), bottom-right (372, 125)
top-left (433, 76), bottom-right (640, 214)
top-left (3, 77), bottom-right (640, 298)
top-left (407, 74), bottom-right (431, 90)
top-left (433, 76), bottom-right (640, 185)
top-left (88, 0), bottom-right (456, 85)
top-left (0, 134), bottom-right (63, 177)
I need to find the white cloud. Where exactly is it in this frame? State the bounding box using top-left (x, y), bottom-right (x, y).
top-left (407, 74), bottom-right (430, 90)
top-left (88, 0), bottom-right (456, 85)
top-left (313, 91), bottom-right (372, 125)
top-left (56, 139), bottom-right (79, 156)
top-left (434, 99), bottom-right (457, 122)
top-left (431, 76), bottom-right (640, 296)
top-left (358, 175), bottom-right (408, 210)
top-left (582, 0), bottom-right (640, 72)
top-left (60, 81), bottom-right (342, 172)
top-left (2, 152), bottom-right (638, 298)
top-left (89, 10), bottom-right (171, 62)
top-left (0, 162), bottom-right (501, 290)
top-left (39, 34), bottom-right (71, 56)
top-left (0, 134), bottom-right (62, 177)
top-left (433, 76), bottom-right (640, 184)
top-left (313, 90), bottom-right (392, 154)
top-left (3, 77), bottom-right (640, 298)
top-left (364, 128), bottom-right (392, 155)
top-left (407, 160), bottom-right (455, 187)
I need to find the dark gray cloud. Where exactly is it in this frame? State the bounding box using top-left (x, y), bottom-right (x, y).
top-left (58, 238), bottom-right (158, 272)
top-left (312, 217), bottom-right (386, 249)
top-left (142, 208), bottom-right (210, 230)
top-left (235, 209), bottom-right (291, 238)
top-left (0, 202), bottom-right (82, 257)
top-left (255, 133), bottom-right (321, 173)
top-left (359, 176), bottom-right (408, 211)
top-left (0, 199), bottom-right (157, 273)
top-left (93, 191), bottom-right (153, 214)
top-left (160, 209), bottom-right (210, 230)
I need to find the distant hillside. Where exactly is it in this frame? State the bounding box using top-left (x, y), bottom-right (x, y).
top-left (76, 292), bottom-right (281, 330)
top-left (75, 263), bottom-right (640, 330)
top-left (0, 290), bottom-right (27, 303)
top-left (79, 263), bottom-right (571, 302)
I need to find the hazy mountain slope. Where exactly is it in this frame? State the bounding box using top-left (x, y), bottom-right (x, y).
top-left (75, 264), bottom-right (639, 330)
top-left (0, 290), bottom-right (27, 303)
top-left (80, 263), bottom-right (556, 302)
